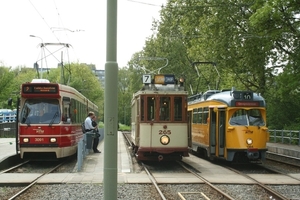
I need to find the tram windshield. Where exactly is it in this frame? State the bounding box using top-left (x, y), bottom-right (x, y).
top-left (20, 99), bottom-right (60, 125)
top-left (143, 95), bottom-right (185, 122)
top-left (229, 109), bottom-right (265, 126)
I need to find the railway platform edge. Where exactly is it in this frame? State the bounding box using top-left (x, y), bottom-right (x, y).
top-left (1, 138), bottom-right (300, 184)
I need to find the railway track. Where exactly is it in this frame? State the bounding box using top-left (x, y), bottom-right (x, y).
top-left (121, 131), bottom-right (300, 199)
top-left (224, 165), bottom-right (290, 200)
top-left (6, 160), bottom-right (68, 200)
top-left (0, 160), bottom-right (30, 174)
top-left (142, 153), bottom-right (300, 199)
top-left (142, 162), bottom-right (167, 200)
top-left (176, 161), bottom-right (234, 200)
top-left (141, 161), bottom-right (232, 199)
top-left (179, 158), bottom-right (300, 200)
top-left (266, 151), bottom-right (300, 169)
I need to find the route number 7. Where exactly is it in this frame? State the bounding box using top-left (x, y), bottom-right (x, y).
top-left (143, 75), bottom-right (151, 84)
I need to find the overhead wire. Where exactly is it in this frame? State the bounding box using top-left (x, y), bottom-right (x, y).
top-left (28, 0), bottom-right (61, 43)
top-left (29, 0), bottom-right (76, 83)
top-left (127, 0), bottom-right (162, 7)
top-left (52, 0), bottom-right (74, 84)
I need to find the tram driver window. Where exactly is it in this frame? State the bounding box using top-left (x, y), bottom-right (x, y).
top-left (230, 109), bottom-right (247, 125)
top-left (248, 109), bottom-right (265, 126)
top-left (159, 97), bottom-right (170, 121)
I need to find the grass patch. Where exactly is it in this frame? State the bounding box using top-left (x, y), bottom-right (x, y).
top-left (97, 122), bottom-right (131, 131)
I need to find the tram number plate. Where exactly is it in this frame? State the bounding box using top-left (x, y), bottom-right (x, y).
top-left (143, 75), bottom-right (151, 84)
top-left (35, 138), bottom-right (44, 142)
top-left (159, 130), bottom-right (171, 135)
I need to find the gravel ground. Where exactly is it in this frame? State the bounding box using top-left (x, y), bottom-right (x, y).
top-left (1, 183), bottom-right (300, 200)
top-left (2, 184), bottom-right (161, 200)
top-left (1, 137), bottom-right (300, 199)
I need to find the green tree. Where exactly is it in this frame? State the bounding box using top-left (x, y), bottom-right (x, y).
top-left (249, 0), bottom-right (300, 129)
top-left (134, 0), bottom-right (300, 129)
top-left (47, 63), bottom-right (104, 115)
top-left (118, 67), bottom-right (132, 125)
top-left (0, 66), bottom-right (15, 108)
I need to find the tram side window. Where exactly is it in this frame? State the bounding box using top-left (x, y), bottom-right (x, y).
top-left (159, 97), bottom-right (170, 121)
top-left (174, 97), bottom-right (182, 121)
top-left (198, 108), bottom-right (203, 124)
top-left (140, 97), bottom-right (144, 121)
top-left (203, 107), bottom-right (209, 124)
top-left (193, 109), bottom-right (198, 123)
top-left (62, 97), bottom-right (71, 123)
top-left (147, 97), bottom-right (155, 121)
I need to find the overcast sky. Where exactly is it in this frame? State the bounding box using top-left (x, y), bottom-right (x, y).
top-left (0, 0), bottom-right (166, 70)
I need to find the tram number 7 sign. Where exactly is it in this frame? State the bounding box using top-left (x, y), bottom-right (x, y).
top-left (143, 75), bottom-right (151, 84)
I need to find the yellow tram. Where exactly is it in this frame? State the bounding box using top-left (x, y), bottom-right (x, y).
top-left (188, 88), bottom-right (269, 162)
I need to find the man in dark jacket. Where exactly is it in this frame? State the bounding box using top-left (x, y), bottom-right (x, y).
top-left (92, 115), bottom-right (101, 153)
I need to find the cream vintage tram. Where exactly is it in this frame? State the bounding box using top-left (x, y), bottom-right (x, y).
top-left (131, 74), bottom-right (189, 161)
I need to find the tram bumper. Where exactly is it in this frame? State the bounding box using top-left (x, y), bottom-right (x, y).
top-left (247, 148), bottom-right (259, 160)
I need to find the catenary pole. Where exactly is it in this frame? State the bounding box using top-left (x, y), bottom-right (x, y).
top-left (104, 0), bottom-right (118, 199)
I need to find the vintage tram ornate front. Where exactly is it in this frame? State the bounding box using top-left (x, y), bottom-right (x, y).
top-left (131, 74), bottom-right (189, 161)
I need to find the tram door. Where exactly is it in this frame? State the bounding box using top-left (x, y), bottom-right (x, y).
top-left (217, 109), bottom-right (226, 157)
top-left (209, 107), bottom-right (226, 157)
top-left (209, 108), bottom-right (216, 155)
top-left (187, 110), bottom-right (192, 147)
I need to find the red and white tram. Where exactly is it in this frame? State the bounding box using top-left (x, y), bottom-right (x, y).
top-left (18, 79), bottom-right (98, 159)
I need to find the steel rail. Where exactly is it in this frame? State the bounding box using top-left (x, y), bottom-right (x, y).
top-left (8, 161), bottom-right (67, 200)
top-left (267, 151), bottom-right (300, 165)
top-left (142, 162), bottom-right (167, 200)
top-left (225, 166), bottom-right (289, 200)
top-left (177, 161), bottom-right (235, 200)
top-left (0, 160), bottom-right (30, 174)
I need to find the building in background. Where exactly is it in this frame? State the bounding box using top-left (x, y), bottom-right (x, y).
top-left (87, 64), bottom-right (105, 88)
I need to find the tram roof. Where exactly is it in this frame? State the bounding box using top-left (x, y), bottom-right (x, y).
top-left (133, 88), bottom-right (188, 96)
top-left (188, 90), bottom-right (266, 106)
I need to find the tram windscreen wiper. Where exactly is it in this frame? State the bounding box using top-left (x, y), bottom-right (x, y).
top-left (230, 121), bottom-right (241, 125)
top-left (26, 117), bottom-right (31, 127)
top-left (49, 112), bottom-right (59, 127)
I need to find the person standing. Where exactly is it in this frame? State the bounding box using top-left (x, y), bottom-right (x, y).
top-left (92, 115), bottom-right (101, 153)
top-left (84, 111), bottom-right (95, 132)
top-left (84, 111), bottom-right (98, 153)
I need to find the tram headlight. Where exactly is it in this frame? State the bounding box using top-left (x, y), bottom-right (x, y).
top-left (23, 138), bottom-right (29, 143)
top-left (246, 138), bottom-right (253, 145)
top-left (50, 138), bottom-right (57, 143)
top-left (179, 77), bottom-right (184, 87)
top-left (160, 135), bottom-right (170, 145)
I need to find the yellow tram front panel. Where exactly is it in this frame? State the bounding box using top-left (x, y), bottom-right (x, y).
top-left (226, 108), bottom-right (269, 150)
top-left (226, 126), bottom-right (269, 149)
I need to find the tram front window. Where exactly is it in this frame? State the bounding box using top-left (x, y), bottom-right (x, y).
top-left (229, 109), bottom-right (265, 126)
top-left (248, 109), bottom-right (265, 126)
top-left (147, 97), bottom-right (155, 121)
top-left (159, 97), bottom-right (170, 121)
top-left (20, 99), bottom-right (60, 124)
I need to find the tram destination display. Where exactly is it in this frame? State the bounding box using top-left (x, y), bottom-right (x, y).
top-left (22, 84), bottom-right (58, 94)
